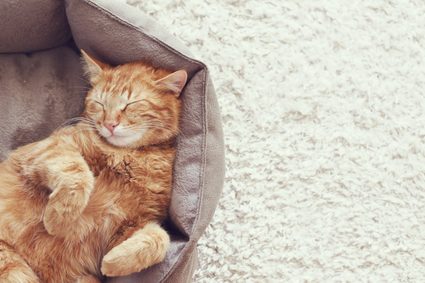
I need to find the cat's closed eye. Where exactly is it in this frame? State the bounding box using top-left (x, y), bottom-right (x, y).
top-left (86, 100), bottom-right (104, 113)
top-left (124, 99), bottom-right (149, 112)
top-left (94, 101), bottom-right (104, 109)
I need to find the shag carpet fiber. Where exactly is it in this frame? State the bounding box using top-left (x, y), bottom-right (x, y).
top-left (129, 0), bottom-right (425, 282)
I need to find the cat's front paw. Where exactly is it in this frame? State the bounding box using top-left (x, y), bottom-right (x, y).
top-left (43, 176), bottom-right (94, 236)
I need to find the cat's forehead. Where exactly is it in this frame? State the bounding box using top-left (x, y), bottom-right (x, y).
top-left (90, 86), bottom-right (156, 110)
top-left (88, 65), bottom-right (158, 103)
top-left (93, 79), bottom-right (145, 99)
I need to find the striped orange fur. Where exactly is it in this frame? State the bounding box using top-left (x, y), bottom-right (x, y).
top-left (0, 51), bottom-right (187, 282)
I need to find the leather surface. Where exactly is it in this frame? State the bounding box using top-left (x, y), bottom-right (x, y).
top-left (0, 0), bottom-right (224, 282)
top-left (0, 0), bottom-right (71, 53)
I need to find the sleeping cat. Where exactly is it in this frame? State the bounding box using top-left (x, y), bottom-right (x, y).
top-left (0, 50), bottom-right (187, 283)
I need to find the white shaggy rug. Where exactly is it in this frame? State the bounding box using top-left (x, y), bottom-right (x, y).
top-left (128, 0), bottom-right (425, 282)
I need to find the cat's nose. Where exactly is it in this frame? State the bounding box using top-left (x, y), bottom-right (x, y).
top-left (104, 122), bottom-right (119, 133)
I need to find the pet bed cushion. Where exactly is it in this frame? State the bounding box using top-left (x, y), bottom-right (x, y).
top-left (0, 0), bottom-right (224, 282)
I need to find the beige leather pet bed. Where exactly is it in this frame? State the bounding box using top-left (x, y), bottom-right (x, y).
top-left (0, 0), bottom-right (224, 282)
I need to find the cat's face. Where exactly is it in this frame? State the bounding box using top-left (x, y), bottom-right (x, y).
top-left (81, 51), bottom-right (187, 148)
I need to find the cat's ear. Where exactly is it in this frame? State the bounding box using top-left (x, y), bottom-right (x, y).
top-left (80, 50), bottom-right (108, 83)
top-left (155, 70), bottom-right (188, 96)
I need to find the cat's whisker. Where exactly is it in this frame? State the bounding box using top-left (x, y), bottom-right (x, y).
top-left (143, 123), bottom-right (186, 137)
top-left (68, 119), bottom-right (95, 126)
top-left (57, 124), bottom-right (95, 133)
top-left (70, 124), bottom-right (96, 129)
top-left (75, 120), bottom-right (96, 126)
top-left (57, 117), bottom-right (95, 126)
top-left (122, 125), bottom-right (186, 139)
top-left (136, 122), bottom-right (175, 130)
top-left (56, 119), bottom-right (97, 134)
top-left (74, 126), bottom-right (97, 132)
top-left (123, 124), bottom-right (175, 132)
top-left (145, 123), bottom-right (183, 135)
top-left (74, 123), bottom-right (97, 130)
top-left (68, 128), bottom-right (96, 136)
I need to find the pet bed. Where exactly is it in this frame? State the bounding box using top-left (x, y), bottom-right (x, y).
top-left (0, 0), bottom-right (224, 282)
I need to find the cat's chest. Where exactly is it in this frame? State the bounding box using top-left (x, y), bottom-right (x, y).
top-left (101, 152), bottom-right (147, 183)
top-left (87, 146), bottom-right (174, 192)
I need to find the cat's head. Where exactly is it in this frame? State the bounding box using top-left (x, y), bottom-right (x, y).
top-left (81, 50), bottom-right (187, 148)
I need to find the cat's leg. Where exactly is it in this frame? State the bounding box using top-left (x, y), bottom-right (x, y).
top-left (0, 241), bottom-right (40, 283)
top-left (41, 150), bottom-right (95, 237)
top-left (101, 222), bottom-right (170, 277)
top-left (10, 139), bottom-right (95, 237)
top-left (16, 145), bottom-right (94, 237)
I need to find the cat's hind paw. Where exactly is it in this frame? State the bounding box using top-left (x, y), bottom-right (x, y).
top-left (101, 248), bottom-right (134, 277)
top-left (101, 223), bottom-right (169, 277)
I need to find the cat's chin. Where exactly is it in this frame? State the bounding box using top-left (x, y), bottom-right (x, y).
top-left (104, 132), bottom-right (144, 148)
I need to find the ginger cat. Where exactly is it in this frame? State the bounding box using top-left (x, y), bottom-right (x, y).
top-left (0, 51), bottom-right (187, 283)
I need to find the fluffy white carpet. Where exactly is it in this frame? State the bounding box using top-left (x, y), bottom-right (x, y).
top-left (128, 0), bottom-right (425, 281)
